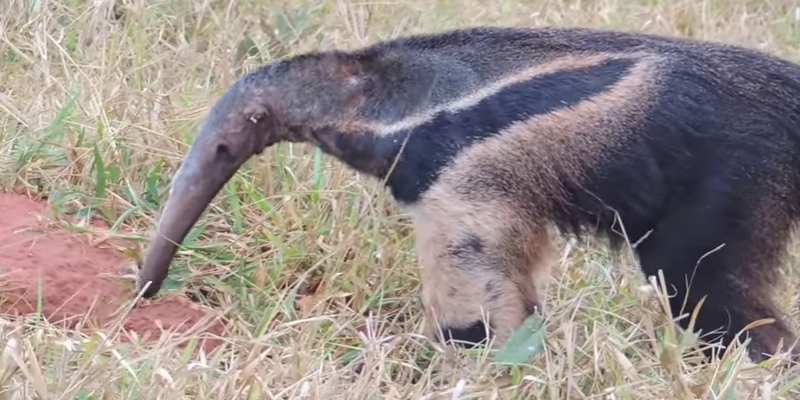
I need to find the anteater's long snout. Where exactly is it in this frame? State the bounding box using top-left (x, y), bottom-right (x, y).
top-left (136, 136), bottom-right (248, 298)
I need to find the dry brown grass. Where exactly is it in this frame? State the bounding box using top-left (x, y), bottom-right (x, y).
top-left (2, 0), bottom-right (800, 398)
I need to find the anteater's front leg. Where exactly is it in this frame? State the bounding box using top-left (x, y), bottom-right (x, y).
top-left (408, 196), bottom-right (558, 347)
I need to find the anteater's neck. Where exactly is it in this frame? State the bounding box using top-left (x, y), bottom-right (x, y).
top-left (303, 124), bottom-right (407, 183)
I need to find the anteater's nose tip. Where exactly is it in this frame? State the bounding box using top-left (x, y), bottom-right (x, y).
top-left (134, 271), bottom-right (162, 299)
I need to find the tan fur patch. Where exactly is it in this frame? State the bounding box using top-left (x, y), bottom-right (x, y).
top-left (409, 195), bottom-right (560, 345)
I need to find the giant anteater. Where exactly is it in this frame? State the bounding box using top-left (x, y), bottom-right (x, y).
top-left (135, 26), bottom-right (800, 363)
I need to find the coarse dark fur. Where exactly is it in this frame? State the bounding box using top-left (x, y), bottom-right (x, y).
top-left (136, 26), bottom-right (800, 364)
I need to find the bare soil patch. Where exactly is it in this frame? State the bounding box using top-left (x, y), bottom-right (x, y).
top-left (0, 191), bottom-right (224, 352)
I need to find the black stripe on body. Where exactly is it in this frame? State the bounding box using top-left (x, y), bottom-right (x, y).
top-left (321, 57), bottom-right (637, 204)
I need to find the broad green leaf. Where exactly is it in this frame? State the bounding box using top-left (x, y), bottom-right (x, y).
top-left (494, 314), bottom-right (546, 365)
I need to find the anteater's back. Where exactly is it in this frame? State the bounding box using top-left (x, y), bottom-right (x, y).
top-left (358, 26), bottom-right (800, 134)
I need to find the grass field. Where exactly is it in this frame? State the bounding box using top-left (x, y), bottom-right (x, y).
top-left (3, 0), bottom-right (800, 398)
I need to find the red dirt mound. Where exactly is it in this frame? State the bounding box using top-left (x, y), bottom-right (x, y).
top-left (0, 191), bottom-right (224, 352)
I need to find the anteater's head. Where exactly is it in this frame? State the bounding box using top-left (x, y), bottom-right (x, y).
top-left (135, 52), bottom-right (374, 298)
